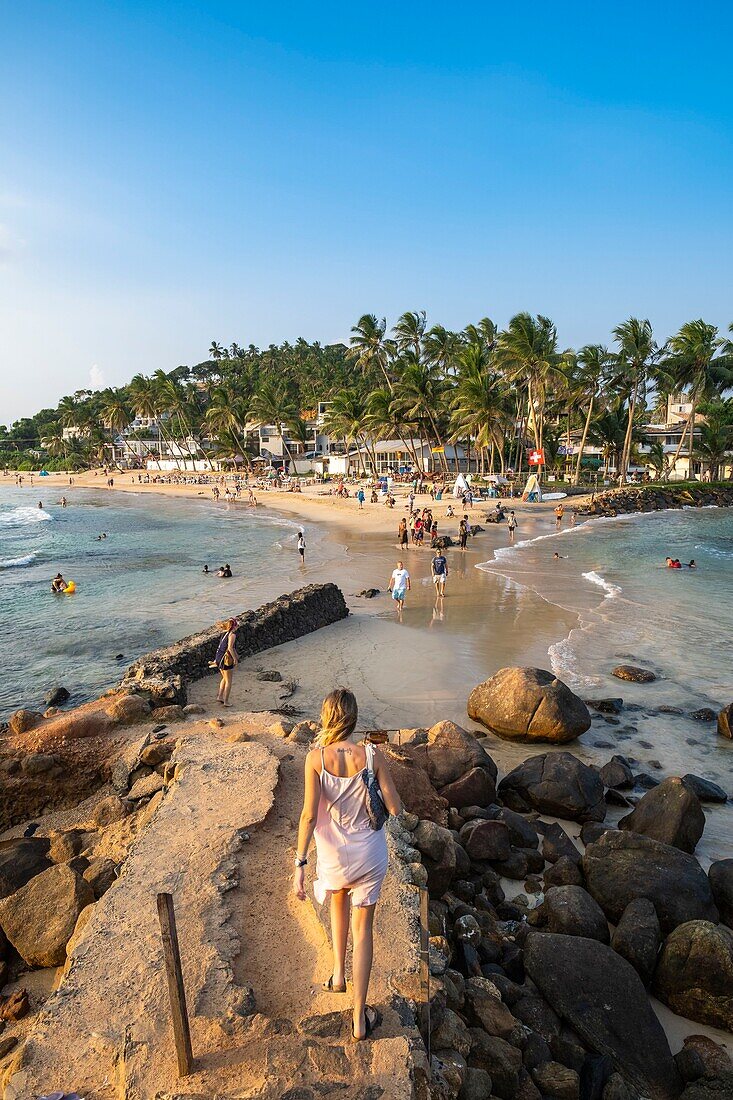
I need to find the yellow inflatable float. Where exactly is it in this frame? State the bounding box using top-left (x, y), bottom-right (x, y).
top-left (64, 581), bottom-right (76, 594)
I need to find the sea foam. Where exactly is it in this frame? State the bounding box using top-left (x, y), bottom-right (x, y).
top-left (0, 506), bottom-right (52, 529)
top-left (582, 570), bottom-right (622, 599)
top-left (0, 552), bottom-right (38, 569)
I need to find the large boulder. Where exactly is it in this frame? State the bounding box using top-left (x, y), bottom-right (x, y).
top-left (525, 932), bottom-right (681, 1100)
top-left (402, 720), bottom-right (498, 789)
top-left (467, 667), bottom-right (591, 744)
top-left (618, 777), bottom-right (705, 853)
top-left (0, 863), bottom-right (94, 966)
top-left (498, 753), bottom-right (606, 823)
top-left (0, 838), bottom-right (52, 899)
top-left (583, 831), bottom-right (718, 935)
top-left (382, 744), bottom-right (448, 826)
top-left (681, 775), bottom-right (728, 804)
top-left (439, 767), bottom-right (496, 809)
top-left (653, 921), bottom-right (733, 1032)
top-left (8, 709), bottom-right (44, 735)
top-left (708, 860), bottom-right (733, 928)
top-left (543, 885), bottom-right (610, 943)
top-left (106, 692), bottom-right (150, 724)
top-left (610, 897), bottom-right (661, 986)
top-left (462, 820), bottom-right (512, 862)
top-left (612, 665), bottom-right (657, 683)
top-left (717, 702), bottom-right (733, 739)
top-left (675, 1035), bottom-right (732, 1083)
top-left (411, 820), bottom-right (456, 896)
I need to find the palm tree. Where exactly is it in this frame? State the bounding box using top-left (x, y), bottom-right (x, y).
top-left (349, 315), bottom-right (394, 391)
top-left (394, 354), bottom-right (451, 473)
top-left (587, 406), bottom-right (631, 479)
top-left (323, 388), bottom-right (375, 475)
top-left (572, 345), bottom-right (612, 485)
top-left (450, 343), bottom-right (511, 475)
top-left (611, 318), bottom-right (658, 484)
top-left (662, 320), bottom-right (733, 479)
top-left (209, 342), bottom-right (226, 361)
top-left (249, 382), bottom-right (300, 470)
top-left (497, 313), bottom-right (562, 473)
top-left (204, 387), bottom-right (252, 469)
top-left (393, 311), bottom-right (427, 359)
top-left (645, 440), bottom-right (670, 480)
top-left (694, 400), bottom-right (733, 481)
top-left (366, 388), bottom-right (422, 472)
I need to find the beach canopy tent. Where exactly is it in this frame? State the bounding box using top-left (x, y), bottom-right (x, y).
top-left (453, 472), bottom-right (470, 498)
top-left (521, 472), bottom-right (542, 502)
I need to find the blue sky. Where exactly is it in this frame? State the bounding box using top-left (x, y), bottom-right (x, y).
top-left (2, 1), bottom-right (732, 423)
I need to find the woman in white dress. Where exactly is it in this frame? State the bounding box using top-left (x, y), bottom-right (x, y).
top-left (292, 689), bottom-right (402, 1040)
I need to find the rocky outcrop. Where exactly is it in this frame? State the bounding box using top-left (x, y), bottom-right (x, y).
top-left (717, 702), bottom-right (733, 740)
top-left (583, 831), bottom-right (719, 934)
top-left (0, 838), bottom-right (52, 899)
top-left (467, 667), bottom-right (591, 744)
top-left (525, 932), bottom-right (681, 1100)
top-left (382, 743), bottom-right (449, 825)
top-left (653, 921), bottom-right (733, 1031)
top-left (542, 885), bottom-right (610, 943)
top-left (121, 583), bottom-right (349, 705)
top-left (575, 484), bottom-right (733, 519)
top-left (498, 752), bottom-right (606, 822)
top-left (0, 863), bottom-right (94, 967)
top-left (618, 776), bottom-right (705, 853)
top-left (612, 665), bottom-right (657, 683)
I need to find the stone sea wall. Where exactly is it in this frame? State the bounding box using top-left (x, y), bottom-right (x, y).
top-left (120, 583), bottom-right (349, 705)
top-left (576, 483), bottom-right (733, 518)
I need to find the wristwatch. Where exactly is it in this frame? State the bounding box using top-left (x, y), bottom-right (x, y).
top-left (294, 856), bottom-right (308, 868)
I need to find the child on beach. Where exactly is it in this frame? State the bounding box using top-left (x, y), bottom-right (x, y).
top-left (508, 512), bottom-right (518, 542)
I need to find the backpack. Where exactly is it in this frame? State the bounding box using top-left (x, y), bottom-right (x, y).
top-left (362, 742), bottom-right (388, 830)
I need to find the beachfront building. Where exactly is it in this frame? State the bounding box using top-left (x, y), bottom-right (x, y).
top-left (314, 439), bottom-right (467, 477)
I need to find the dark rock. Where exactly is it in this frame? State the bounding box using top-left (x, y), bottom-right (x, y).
top-left (403, 720), bottom-right (498, 789)
top-left (512, 991), bottom-right (562, 1042)
top-left (542, 822), bottom-right (581, 864)
top-left (653, 920), bottom-right (733, 1031)
top-left (523, 1031), bottom-right (553, 1070)
top-left (605, 789), bottom-right (633, 807)
top-left (619, 777), bottom-right (705, 853)
top-left (458, 1066), bottom-right (493, 1100)
top-left (440, 767), bottom-right (497, 809)
top-left (468, 667), bottom-right (591, 743)
top-left (493, 849), bottom-right (529, 880)
top-left (678, 1073), bottom-right (733, 1100)
top-left (543, 885), bottom-right (610, 943)
top-left (585, 699), bottom-right (624, 715)
top-left (612, 665), bottom-right (657, 683)
top-left (525, 932), bottom-right (681, 1100)
top-left (708, 860), bottom-right (733, 928)
top-left (681, 775), bottom-right (728, 804)
top-left (634, 772), bottom-right (660, 789)
top-left (659, 705), bottom-right (684, 715)
top-left (532, 1061), bottom-right (580, 1100)
top-left (0, 837), bottom-right (52, 899)
top-left (689, 708), bottom-right (716, 722)
top-left (583, 831), bottom-right (718, 935)
top-left (544, 857), bottom-right (584, 889)
top-left (610, 897), bottom-right (661, 986)
top-left (45, 685), bottom-right (70, 707)
top-left (431, 1007), bottom-right (472, 1058)
top-left (488, 806), bottom-right (540, 849)
top-left (580, 822), bottom-right (615, 847)
top-left (498, 753), bottom-right (606, 823)
top-left (467, 1029), bottom-right (522, 1099)
top-left (580, 1055), bottom-right (614, 1100)
top-left (602, 1072), bottom-right (638, 1100)
top-left (717, 702), bottom-right (733, 739)
top-left (675, 1034), bottom-right (732, 1083)
top-left (599, 756), bottom-right (635, 790)
top-left (464, 820), bottom-right (511, 862)
top-left (464, 976), bottom-right (517, 1038)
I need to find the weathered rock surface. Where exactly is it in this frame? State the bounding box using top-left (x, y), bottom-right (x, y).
top-left (467, 667), bottom-right (591, 743)
top-left (462, 820), bottom-right (511, 862)
top-left (525, 931), bottom-right (681, 1100)
top-left (618, 776), bottom-right (705, 853)
top-left (8, 708), bottom-right (44, 735)
top-left (440, 766), bottom-right (497, 808)
top-left (45, 685), bottom-right (70, 707)
top-left (106, 692), bottom-right (150, 724)
top-left (599, 756), bottom-right (635, 790)
top-left (403, 720), bottom-right (498, 790)
top-left (541, 822), bottom-right (581, 864)
top-left (583, 830), bottom-right (719, 934)
top-left (610, 897), bottom-right (661, 986)
top-left (0, 863), bottom-right (94, 967)
top-left (0, 838), bottom-right (52, 899)
top-left (682, 775), bottom-right (728, 804)
top-left (708, 860), bottom-right (733, 928)
top-left (717, 702), bottom-right (733, 740)
top-left (382, 744), bottom-right (448, 825)
top-left (675, 1034), bottom-right (733, 1083)
top-left (543, 885), bottom-right (610, 943)
top-left (498, 753), bottom-right (606, 823)
top-left (654, 920), bottom-right (733, 1031)
top-left (612, 665), bottom-right (657, 683)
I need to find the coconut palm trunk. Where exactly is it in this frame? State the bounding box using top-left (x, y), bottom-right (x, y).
top-left (574, 397), bottom-right (594, 486)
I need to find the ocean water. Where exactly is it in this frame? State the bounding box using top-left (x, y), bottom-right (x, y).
top-left (477, 506), bottom-right (733, 861)
top-left (0, 486), bottom-right (318, 717)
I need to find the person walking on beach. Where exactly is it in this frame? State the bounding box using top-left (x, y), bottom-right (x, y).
top-left (356, 488), bottom-right (365, 510)
top-left (458, 516), bottom-right (469, 551)
top-left (431, 549), bottom-right (448, 596)
top-left (508, 511), bottom-right (518, 543)
top-left (212, 618), bottom-right (238, 706)
top-left (297, 530), bottom-right (306, 563)
top-left (388, 561), bottom-right (411, 613)
top-left (292, 689), bottom-right (402, 1041)
top-left (398, 517), bottom-right (409, 550)
top-left (554, 503), bottom-right (564, 529)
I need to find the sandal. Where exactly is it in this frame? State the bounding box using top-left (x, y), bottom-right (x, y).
top-left (322, 976), bottom-right (347, 993)
top-left (351, 1005), bottom-right (381, 1041)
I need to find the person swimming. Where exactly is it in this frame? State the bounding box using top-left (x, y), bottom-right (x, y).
top-left (51, 573), bottom-right (66, 593)
top-left (217, 563), bottom-right (233, 578)
top-left (202, 564), bottom-right (210, 574)
top-left (687, 559), bottom-right (696, 569)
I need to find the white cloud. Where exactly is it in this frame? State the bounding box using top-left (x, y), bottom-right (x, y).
top-left (89, 363), bottom-right (106, 390)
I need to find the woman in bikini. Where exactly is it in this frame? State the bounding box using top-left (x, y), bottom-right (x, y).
top-left (292, 689), bottom-right (402, 1041)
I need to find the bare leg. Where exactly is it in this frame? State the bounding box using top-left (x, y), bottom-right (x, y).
top-left (221, 669), bottom-right (233, 705)
top-left (351, 903), bottom-right (376, 1038)
top-left (217, 671), bottom-right (225, 702)
top-left (329, 889), bottom-right (350, 988)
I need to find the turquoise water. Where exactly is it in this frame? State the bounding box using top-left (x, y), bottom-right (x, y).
top-left (0, 486), bottom-right (314, 717)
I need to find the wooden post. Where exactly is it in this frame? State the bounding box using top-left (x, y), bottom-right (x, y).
top-left (156, 892), bottom-right (194, 1076)
top-left (419, 886), bottom-right (430, 1056)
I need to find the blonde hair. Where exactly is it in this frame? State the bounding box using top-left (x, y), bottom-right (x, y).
top-left (317, 688), bottom-right (358, 746)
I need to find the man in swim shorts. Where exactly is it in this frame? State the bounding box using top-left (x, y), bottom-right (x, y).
top-left (431, 549), bottom-right (448, 596)
top-left (388, 560), bottom-right (411, 612)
